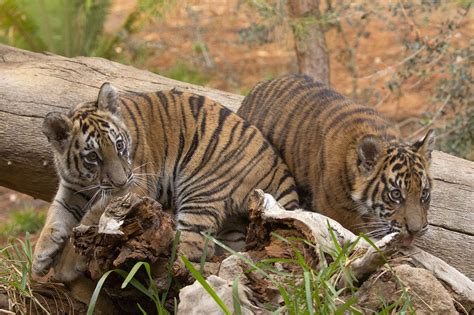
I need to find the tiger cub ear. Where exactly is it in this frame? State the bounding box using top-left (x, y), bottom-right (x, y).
top-left (97, 82), bottom-right (120, 116)
top-left (412, 129), bottom-right (435, 162)
top-left (42, 112), bottom-right (73, 153)
top-left (357, 136), bottom-right (382, 175)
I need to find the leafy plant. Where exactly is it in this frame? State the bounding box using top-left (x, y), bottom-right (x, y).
top-left (157, 63), bottom-right (210, 86)
top-left (188, 229), bottom-right (415, 314)
top-left (88, 261), bottom-right (170, 315)
top-left (0, 233), bottom-right (60, 314)
top-left (0, 206), bottom-right (46, 240)
top-left (239, 0), bottom-right (473, 160)
top-left (0, 0), bottom-right (113, 57)
top-left (87, 230), bottom-right (181, 314)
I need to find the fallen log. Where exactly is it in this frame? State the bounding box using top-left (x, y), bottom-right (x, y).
top-left (0, 43), bottom-right (473, 279)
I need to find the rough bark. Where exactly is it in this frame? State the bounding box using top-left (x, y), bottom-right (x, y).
top-left (72, 193), bottom-right (176, 280)
top-left (0, 44), bottom-right (473, 280)
top-left (288, 0), bottom-right (330, 84)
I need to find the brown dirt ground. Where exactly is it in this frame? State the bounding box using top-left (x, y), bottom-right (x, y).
top-left (1, 0), bottom-right (472, 235)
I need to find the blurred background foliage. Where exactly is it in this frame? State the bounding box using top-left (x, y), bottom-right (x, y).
top-left (0, 0), bottom-right (472, 160)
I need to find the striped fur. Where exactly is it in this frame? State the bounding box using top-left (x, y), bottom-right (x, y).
top-left (238, 74), bottom-right (435, 244)
top-left (33, 84), bottom-right (299, 276)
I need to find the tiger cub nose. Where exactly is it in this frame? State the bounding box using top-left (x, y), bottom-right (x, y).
top-left (406, 222), bottom-right (429, 236)
top-left (111, 179), bottom-right (127, 188)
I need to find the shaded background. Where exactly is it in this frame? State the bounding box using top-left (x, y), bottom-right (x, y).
top-left (0, 0), bottom-right (472, 241)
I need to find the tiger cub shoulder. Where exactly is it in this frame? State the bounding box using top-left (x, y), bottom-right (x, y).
top-left (33, 84), bottom-right (300, 278)
top-left (238, 74), bottom-right (435, 246)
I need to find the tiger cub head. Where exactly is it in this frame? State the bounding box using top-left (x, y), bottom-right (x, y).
top-left (43, 83), bottom-right (133, 193)
top-left (351, 130), bottom-right (435, 245)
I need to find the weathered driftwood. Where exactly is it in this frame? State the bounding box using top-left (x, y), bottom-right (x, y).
top-left (247, 189), bottom-right (401, 284)
top-left (0, 44), bottom-right (473, 278)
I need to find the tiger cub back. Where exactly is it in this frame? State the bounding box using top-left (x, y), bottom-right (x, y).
top-left (238, 74), bottom-right (435, 245)
top-left (33, 84), bottom-right (300, 277)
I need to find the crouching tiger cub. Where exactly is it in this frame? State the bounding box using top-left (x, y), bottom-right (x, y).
top-left (33, 83), bottom-right (299, 276)
top-left (238, 74), bottom-right (435, 246)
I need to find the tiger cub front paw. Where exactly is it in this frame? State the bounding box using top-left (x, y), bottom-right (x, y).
top-left (178, 231), bottom-right (216, 262)
top-left (32, 223), bottom-right (69, 276)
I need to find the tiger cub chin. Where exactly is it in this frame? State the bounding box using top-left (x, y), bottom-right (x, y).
top-left (238, 74), bottom-right (435, 246)
top-left (32, 83), bottom-right (299, 277)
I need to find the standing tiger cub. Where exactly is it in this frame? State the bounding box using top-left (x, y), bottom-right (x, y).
top-left (33, 84), bottom-right (299, 276)
top-left (238, 74), bottom-right (435, 245)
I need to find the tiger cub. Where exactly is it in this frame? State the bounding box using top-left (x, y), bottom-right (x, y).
top-left (238, 74), bottom-right (435, 245)
top-left (33, 84), bottom-right (299, 276)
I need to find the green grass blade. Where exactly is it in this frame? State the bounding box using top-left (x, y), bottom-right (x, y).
top-left (87, 269), bottom-right (116, 315)
top-left (137, 303), bottom-right (148, 315)
top-left (169, 230), bottom-right (181, 265)
top-left (181, 255), bottom-right (231, 315)
top-left (327, 220), bottom-right (343, 253)
top-left (303, 271), bottom-right (314, 315)
top-left (121, 261), bottom-right (147, 289)
top-left (200, 235), bottom-right (210, 273)
top-left (232, 278), bottom-right (242, 315)
top-left (334, 296), bottom-right (359, 315)
top-left (206, 235), bottom-right (275, 282)
top-left (115, 269), bottom-right (152, 298)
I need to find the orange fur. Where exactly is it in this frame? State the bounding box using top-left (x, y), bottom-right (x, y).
top-left (239, 74), bottom-right (434, 242)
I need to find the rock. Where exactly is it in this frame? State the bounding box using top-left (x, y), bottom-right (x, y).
top-left (177, 275), bottom-right (268, 315)
top-left (357, 264), bottom-right (457, 314)
top-left (218, 252), bottom-right (251, 282)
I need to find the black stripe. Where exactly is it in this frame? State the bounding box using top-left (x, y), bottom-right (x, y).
top-left (120, 99), bottom-right (140, 159)
top-left (55, 199), bottom-right (82, 222)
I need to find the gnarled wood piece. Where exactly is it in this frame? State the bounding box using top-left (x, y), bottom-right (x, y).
top-left (72, 193), bottom-right (175, 280)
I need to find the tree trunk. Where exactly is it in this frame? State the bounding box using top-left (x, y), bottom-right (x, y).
top-left (288, 0), bottom-right (330, 85)
top-left (0, 44), bottom-right (472, 280)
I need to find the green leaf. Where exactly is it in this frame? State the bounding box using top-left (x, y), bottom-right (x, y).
top-left (232, 278), bottom-right (242, 315)
top-left (87, 269), bottom-right (116, 315)
top-left (304, 271), bottom-right (314, 315)
top-left (334, 296), bottom-right (359, 315)
top-left (121, 261), bottom-right (148, 289)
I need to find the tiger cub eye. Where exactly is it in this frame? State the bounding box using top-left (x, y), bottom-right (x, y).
top-left (421, 189), bottom-right (430, 201)
top-left (389, 189), bottom-right (403, 202)
top-left (85, 152), bottom-right (98, 163)
top-left (116, 139), bottom-right (125, 152)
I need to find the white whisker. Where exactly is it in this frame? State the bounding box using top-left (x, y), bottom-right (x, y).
top-left (83, 189), bottom-right (101, 212)
top-left (132, 162), bottom-right (154, 172)
top-left (134, 173), bottom-right (159, 177)
top-left (74, 184), bottom-right (100, 194)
